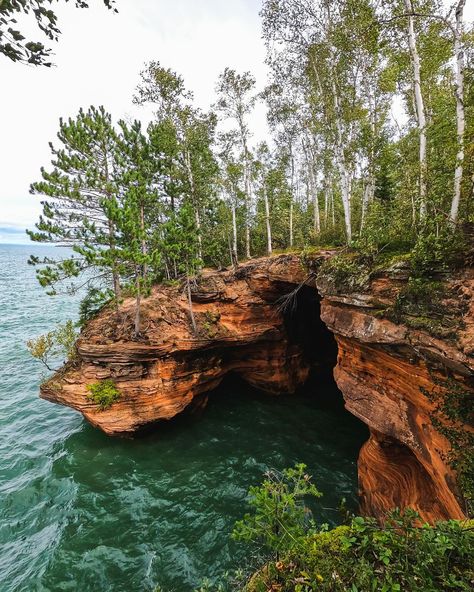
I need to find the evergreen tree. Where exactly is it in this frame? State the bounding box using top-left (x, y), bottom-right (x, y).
top-left (28, 106), bottom-right (124, 302)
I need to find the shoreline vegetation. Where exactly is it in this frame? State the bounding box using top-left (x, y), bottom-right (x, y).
top-left (185, 464), bottom-right (474, 592)
top-left (21, 0), bottom-right (473, 340)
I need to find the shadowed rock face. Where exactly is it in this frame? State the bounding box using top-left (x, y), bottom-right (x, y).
top-left (41, 253), bottom-right (473, 523)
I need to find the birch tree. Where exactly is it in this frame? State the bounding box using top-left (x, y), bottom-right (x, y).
top-left (450, 0), bottom-right (467, 224)
top-left (403, 0), bottom-right (428, 218)
top-left (215, 68), bottom-right (257, 259)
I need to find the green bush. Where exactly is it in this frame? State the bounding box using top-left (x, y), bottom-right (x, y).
top-left (318, 251), bottom-right (371, 293)
top-left (232, 467), bottom-right (474, 592)
top-left (86, 379), bottom-right (121, 410)
top-left (411, 226), bottom-right (467, 276)
top-left (232, 464), bottom-right (322, 557)
top-left (27, 319), bottom-right (78, 372)
top-left (78, 287), bottom-right (114, 326)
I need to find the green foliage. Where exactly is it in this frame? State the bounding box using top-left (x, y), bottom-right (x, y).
top-left (386, 277), bottom-right (458, 338)
top-left (26, 320), bottom-right (77, 371)
top-left (318, 251), bottom-right (371, 293)
top-left (411, 226), bottom-right (468, 276)
top-left (78, 287), bottom-right (114, 326)
top-left (0, 0), bottom-right (116, 66)
top-left (232, 468), bottom-right (474, 592)
top-left (86, 379), bottom-right (121, 411)
top-left (232, 463), bottom-right (322, 556)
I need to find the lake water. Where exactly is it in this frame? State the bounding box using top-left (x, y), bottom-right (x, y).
top-left (0, 244), bottom-right (368, 591)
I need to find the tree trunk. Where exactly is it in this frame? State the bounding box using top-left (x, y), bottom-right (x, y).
top-left (185, 148), bottom-right (203, 260)
top-left (231, 201), bottom-right (238, 267)
top-left (450, 0), bottom-right (466, 225)
top-left (263, 184), bottom-right (272, 255)
top-left (108, 219), bottom-right (121, 307)
top-left (195, 207), bottom-right (203, 262)
top-left (289, 198), bottom-right (294, 248)
top-left (134, 270), bottom-right (141, 336)
top-left (360, 181), bottom-right (371, 231)
top-left (140, 203), bottom-right (148, 281)
top-left (404, 0), bottom-right (427, 219)
top-left (244, 173), bottom-right (251, 259)
top-left (324, 183), bottom-right (329, 228)
top-left (187, 274), bottom-right (197, 333)
top-left (303, 140), bottom-right (320, 235)
top-left (332, 77), bottom-right (352, 243)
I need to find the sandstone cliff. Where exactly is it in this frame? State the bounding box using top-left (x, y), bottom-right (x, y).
top-left (41, 252), bottom-right (473, 523)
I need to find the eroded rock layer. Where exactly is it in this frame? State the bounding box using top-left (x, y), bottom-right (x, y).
top-left (318, 264), bottom-right (474, 523)
top-left (41, 255), bottom-right (312, 436)
top-left (41, 253), bottom-right (473, 522)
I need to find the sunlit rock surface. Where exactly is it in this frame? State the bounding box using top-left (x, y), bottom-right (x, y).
top-left (41, 252), bottom-right (473, 523)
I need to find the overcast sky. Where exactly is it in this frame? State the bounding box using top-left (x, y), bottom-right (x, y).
top-left (0, 0), bottom-right (268, 243)
top-left (0, 0), bottom-right (473, 244)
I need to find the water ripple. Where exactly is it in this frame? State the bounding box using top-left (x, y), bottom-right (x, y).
top-left (0, 244), bottom-right (368, 592)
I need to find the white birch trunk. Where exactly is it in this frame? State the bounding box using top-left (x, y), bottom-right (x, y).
top-left (360, 182), bottom-right (370, 232)
top-left (184, 148), bottom-right (202, 261)
top-left (404, 0), bottom-right (428, 218)
top-left (303, 140), bottom-right (321, 234)
top-left (231, 201), bottom-right (238, 266)
top-left (263, 184), bottom-right (272, 255)
top-left (289, 199), bottom-right (294, 248)
top-left (324, 183), bottom-right (329, 227)
top-left (450, 0), bottom-right (466, 225)
top-left (332, 77), bottom-right (352, 243)
top-left (244, 175), bottom-right (251, 259)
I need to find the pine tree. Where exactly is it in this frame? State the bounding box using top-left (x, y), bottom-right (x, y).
top-left (28, 106), bottom-right (124, 302)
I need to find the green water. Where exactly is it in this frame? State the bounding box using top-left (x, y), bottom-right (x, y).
top-left (0, 244), bottom-right (368, 591)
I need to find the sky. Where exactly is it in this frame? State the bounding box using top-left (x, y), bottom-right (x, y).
top-left (0, 0), bottom-right (473, 244)
top-left (0, 0), bottom-right (268, 244)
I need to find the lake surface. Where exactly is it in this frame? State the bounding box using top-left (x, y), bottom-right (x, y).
top-left (0, 244), bottom-right (368, 591)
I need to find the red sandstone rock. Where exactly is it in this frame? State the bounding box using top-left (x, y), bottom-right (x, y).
top-left (41, 255), bottom-right (311, 436)
top-left (41, 253), bottom-right (473, 523)
top-left (318, 266), bottom-right (474, 523)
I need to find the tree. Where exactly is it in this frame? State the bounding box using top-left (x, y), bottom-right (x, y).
top-left (28, 106), bottom-right (124, 303)
top-left (403, 0), bottom-right (429, 219)
top-left (0, 0), bottom-right (116, 66)
top-left (218, 143), bottom-right (244, 267)
top-left (450, 0), bottom-right (467, 224)
top-left (134, 61), bottom-right (218, 262)
top-left (255, 142), bottom-right (273, 255)
top-left (114, 119), bottom-right (164, 335)
top-left (162, 202), bottom-right (201, 332)
top-left (215, 68), bottom-right (257, 258)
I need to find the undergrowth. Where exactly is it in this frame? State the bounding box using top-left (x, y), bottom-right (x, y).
top-left (193, 464), bottom-right (474, 592)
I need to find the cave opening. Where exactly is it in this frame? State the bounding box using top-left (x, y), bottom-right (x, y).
top-left (278, 282), bottom-right (349, 410)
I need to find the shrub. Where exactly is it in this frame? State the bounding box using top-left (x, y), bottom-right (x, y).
top-left (86, 379), bottom-right (121, 410)
top-left (27, 319), bottom-right (77, 371)
top-left (232, 464), bottom-right (322, 557)
top-left (233, 467), bottom-right (474, 592)
top-left (78, 287), bottom-right (114, 326)
top-left (318, 251), bottom-right (371, 293)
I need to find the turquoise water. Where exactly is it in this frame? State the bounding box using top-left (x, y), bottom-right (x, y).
top-left (0, 244), bottom-right (368, 592)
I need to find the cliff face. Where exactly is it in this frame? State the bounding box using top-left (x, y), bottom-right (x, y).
top-left (41, 253), bottom-right (473, 523)
top-left (42, 255), bottom-right (312, 436)
top-left (318, 267), bottom-right (474, 523)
